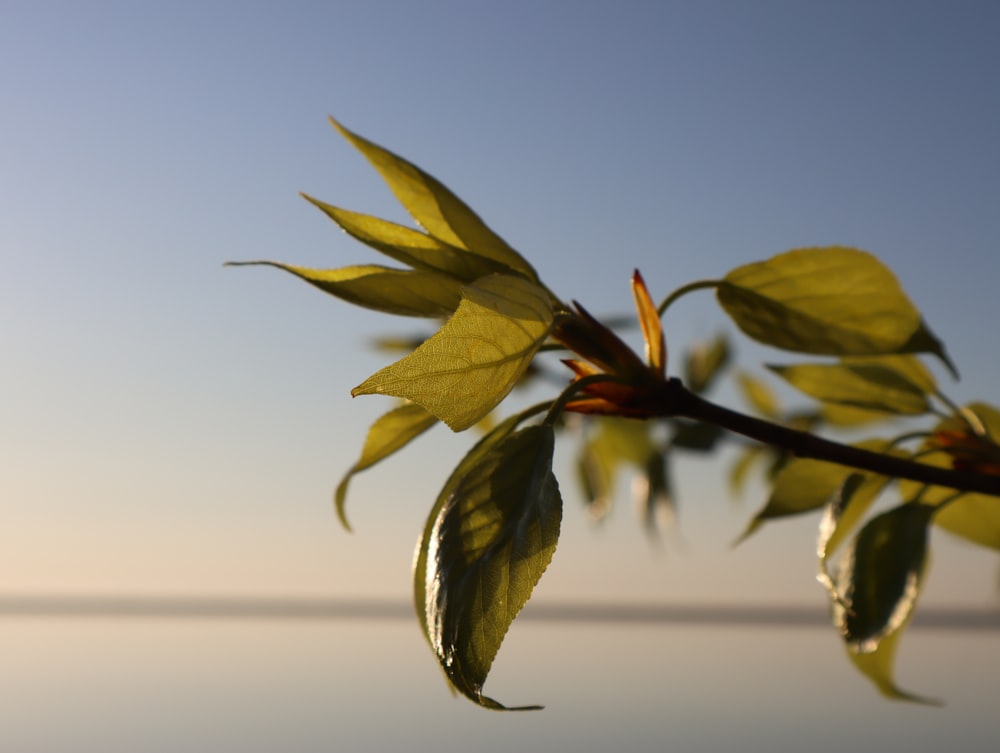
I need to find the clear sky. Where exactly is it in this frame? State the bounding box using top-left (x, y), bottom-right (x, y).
top-left (3, 0), bottom-right (1000, 611)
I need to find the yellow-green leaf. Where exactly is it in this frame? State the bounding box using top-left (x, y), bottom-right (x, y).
top-left (421, 424), bottom-right (562, 709)
top-left (329, 117), bottom-right (538, 281)
top-left (353, 275), bottom-right (554, 431)
top-left (901, 402), bottom-right (1000, 550)
top-left (767, 359), bottom-right (931, 415)
top-left (831, 503), bottom-right (938, 704)
top-left (737, 439), bottom-right (891, 542)
top-left (227, 261), bottom-right (462, 317)
top-left (682, 334), bottom-right (730, 395)
top-left (736, 371), bottom-right (781, 419)
top-left (334, 403), bottom-right (437, 530)
top-left (717, 247), bottom-right (955, 373)
top-left (302, 195), bottom-right (510, 282)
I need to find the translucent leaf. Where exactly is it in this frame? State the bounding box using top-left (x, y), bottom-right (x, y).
top-left (420, 424), bottom-right (562, 709)
top-left (736, 371), bottom-right (781, 419)
top-left (301, 195), bottom-right (510, 282)
top-left (831, 503), bottom-right (937, 704)
top-left (819, 403), bottom-right (894, 428)
top-left (353, 275), bottom-right (554, 431)
top-left (737, 439), bottom-right (890, 542)
top-left (329, 117), bottom-right (538, 281)
top-left (767, 359), bottom-right (931, 415)
top-left (717, 247), bottom-right (955, 373)
top-left (728, 445), bottom-right (766, 497)
top-left (334, 403), bottom-right (437, 529)
top-left (900, 402), bottom-right (1000, 550)
top-left (227, 261), bottom-right (462, 317)
top-left (682, 334), bottom-right (730, 394)
top-left (414, 412), bottom-right (530, 652)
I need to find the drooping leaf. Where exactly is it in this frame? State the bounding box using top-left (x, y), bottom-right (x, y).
top-left (301, 195), bottom-right (510, 282)
top-left (737, 439), bottom-right (891, 542)
top-left (576, 417), bottom-right (658, 520)
top-left (329, 117), bottom-right (538, 281)
top-left (900, 402), bottom-right (1000, 550)
top-left (767, 358), bottom-right (931, 415)
top-left (421, 423), bottom-right (562, 709)
top-left (831, 503), bottom-right (937, 703)
top-left (816, 472), bottom-right (892, 595)
top-left (334, 403), bottom-right (437, 530)
top-left (226, 261), bottom-right (462, 317)
top-left (353, 275), bottom-right (554, 431)
top-left (728, 444), bottom-right (767, 497)
top-left (736, 370), bottom-right (781, 419)
top-left (717, 247), bottom-right (955, 373)
top-left (414, 410), bottom-right (537, 651)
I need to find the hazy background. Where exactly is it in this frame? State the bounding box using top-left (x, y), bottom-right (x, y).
top-left (3, 1), bottom-right (1000, 750)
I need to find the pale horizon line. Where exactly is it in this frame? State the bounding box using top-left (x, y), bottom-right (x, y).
top-left (3, 593), bottom-right (999, 630)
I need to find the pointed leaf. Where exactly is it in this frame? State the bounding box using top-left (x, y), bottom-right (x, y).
top-left (767, 359), bottom-right (931, 415)
top-left (422, 424), bottom-right (562, 709)
top-left (717, 247), bottom-right (954, 372)
top-left (334, 403), bottom-right (437, 529)
top-left (227, 261), bottom-right (462, 317)
top-left (736, 371), bottom-right (781, 419)
top-left (738, 439), bottom-right (892, 541)
top-left (329, 117), bottom-right (538, 281)
top-left (415, 411), bottom-right (534, 650)
top-left (900, 402), bottom-right (1000, 550)
top-left (302, 194), bottom-right (510, 282)
top-left (683, 334), bottom-right (730, 395)
top-left (831, 503), bottom-right (937, 703)
top-left (353, 275), bottom-right (554, 431)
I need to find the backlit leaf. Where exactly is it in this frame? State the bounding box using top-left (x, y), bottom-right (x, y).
top-left (414, 411), bottom-right (534, 650)
top-left (767, 359), bottom-right (931, 415)
top-left (329, 117), bottom-right (538, 281)
top-left (227, 261), bottom-right (462, 317)
top-left (682, 334), bottom-right (730, 395)
top-left (717, 247), bottom-right (955, 373)
top-left (421, 424), bottom-right (562, 709)
top-left (737, 439), bottom-right (891, 542)
top-left (302, 195), bottom-right (510, 282)
top-left (736, 371), bottom-right (781, 419)
top-left (900, 402), bottom-right (1000, 550)
top-left (334, 403), bottom-right (437, 530)
top-left (353, 275), bottom-right (554, 431)
top-left (831, 503), bottom-right (937, 703)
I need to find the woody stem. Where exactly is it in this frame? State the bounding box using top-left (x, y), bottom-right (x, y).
top-left (661, 378), bottom-right (1000, 498)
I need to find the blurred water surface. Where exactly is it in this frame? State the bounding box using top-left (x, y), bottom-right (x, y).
top-left (5, 606), bottom-right (999, 753)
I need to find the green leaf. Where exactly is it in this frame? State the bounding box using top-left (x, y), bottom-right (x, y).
top-left (682, 334), bottom-right (730, 394)
top-left (414, 409), bottom-right (540, 651)
top-left (831, 503), bottom-right (938, 704)
top-left (353, 275), bottom-right (554, 431)
top-left (329, 117), bottom-right (538, 281)
top-left (737, 439), bottom-right (891, 542)
top-left (334, 403), bottom-right (437, 530)
top-left (420, 423), bottom-right (562, 709)
top-left (576, 417), bottom-right (658, 520)
top-left (736, 370), bottom-right (781, 419)
top-left (302, 195), bottom-right (510, 282)
top-left (900, 402), bottom-right (1000, 550)
top-left (226, 261), bottom-right (462, 317)
top-left (767, 358), bottom-right (932, 415)
top-left (717, 247), bottom-right (955, 373)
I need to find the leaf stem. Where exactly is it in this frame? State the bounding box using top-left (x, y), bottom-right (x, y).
top-left (661, 379), bottom-right (1000, 498)
top-left (657, 279), bottom-right (722, 317)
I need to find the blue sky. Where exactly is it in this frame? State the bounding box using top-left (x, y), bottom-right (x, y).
top-left (3, 0), bottom-right (1000, 609)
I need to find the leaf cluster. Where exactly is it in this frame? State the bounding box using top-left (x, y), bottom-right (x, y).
top-left (232, 120), bottom-right (1000, 710)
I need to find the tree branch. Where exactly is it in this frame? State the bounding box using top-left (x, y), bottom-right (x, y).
top-left (662, 378), bottom-right (1000, 498)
